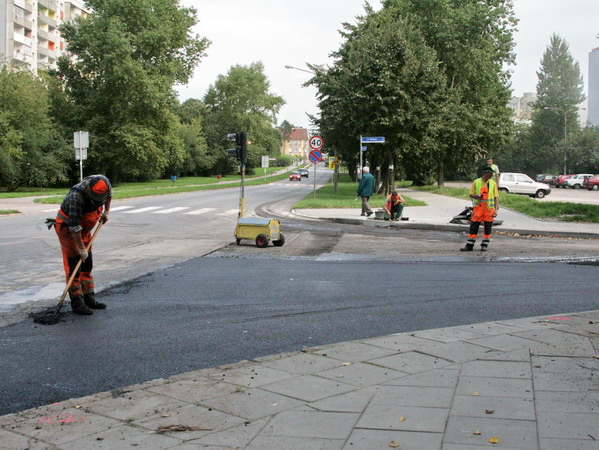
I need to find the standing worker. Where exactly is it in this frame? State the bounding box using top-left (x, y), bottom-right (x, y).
top-left (461, 166), bottom-right (499, 252)
top-left (356, 166), bottom-right (375, 217)
top-left (486, 157), bottom-right (500, 183)
top-left (54, 175), bottom-right (111, 314)
top-left (383, 191), bottom-right (406, 221)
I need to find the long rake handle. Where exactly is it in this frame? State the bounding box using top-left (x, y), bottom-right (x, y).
top-left (57, 221), bottom-right (104, 307)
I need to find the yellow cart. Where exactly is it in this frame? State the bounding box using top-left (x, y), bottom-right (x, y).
top-left (235, 217), bottom-right (285, 248)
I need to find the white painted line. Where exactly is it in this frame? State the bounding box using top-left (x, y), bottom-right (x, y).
top-left (153, 207), bottom-right (190, 214)
top-left (123, 207), bottom-right (163, 214)
top-left (42, 208), bottom-right (58, 212)
top-left (184, 207), bottom-right (216, 215)
top-left (217, 209), bottom-right (239, 216)
top-left (110, 206), bottom-right (135, 212)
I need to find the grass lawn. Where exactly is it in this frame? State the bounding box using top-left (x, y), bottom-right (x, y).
top-left (413, 185), bottom-right (599, 222)
top-left (295, 173), bottom-right (426, 209)
top-left (0, 210), bottom-right (19, 215)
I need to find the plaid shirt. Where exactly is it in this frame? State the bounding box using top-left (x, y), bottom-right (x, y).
top-left (60, 176), bottom-right (111, 233)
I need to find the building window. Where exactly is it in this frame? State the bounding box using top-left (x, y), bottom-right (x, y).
top-left (14, 6), bottom-right (25, 18)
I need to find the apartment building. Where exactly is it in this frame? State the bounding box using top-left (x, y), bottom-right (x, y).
top-left (0, 0), bottom-right (88, 72)
top-left (508, 92), bottom-right (537, 123)
top-left (278, 127), bottom-right (309, 160)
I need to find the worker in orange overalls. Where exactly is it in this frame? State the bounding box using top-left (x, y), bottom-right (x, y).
top-left (461, 166), bottom-right (499, 252)
top-left (383, 191), bottom-right (406, 221)
top-left (54, 175), bottom-right (111, 315)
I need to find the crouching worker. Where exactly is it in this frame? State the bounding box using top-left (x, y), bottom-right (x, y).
top-left (54, 175), bottom-right (111, 314)
top-left (383, 191), bottom-right (406, 221)
top-left (461, 167), bottom-right (499, 252)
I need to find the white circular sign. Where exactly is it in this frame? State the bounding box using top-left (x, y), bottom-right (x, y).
top-left (309, 135), bottom-right (324, 150)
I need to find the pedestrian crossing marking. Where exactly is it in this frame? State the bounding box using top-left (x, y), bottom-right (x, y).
top-left (153, 207), bottom-right (190, 214)
top-left (184, 207), bottom-right (216, 215)
top-left (110, 206), bottom-right (135, 212)
top-left (217, 209), bottom-right (239, 216)
top-left (123, 206), bottom-right (163, 214)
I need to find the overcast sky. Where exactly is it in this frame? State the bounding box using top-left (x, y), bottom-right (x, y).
top-left (176, 0), bottom-right (599, 128)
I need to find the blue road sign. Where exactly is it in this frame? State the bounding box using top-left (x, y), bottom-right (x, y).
top-left (361, 137), bottom-right (385, 143)
top-left (309, 149), bottom-right (323, 163)
top-left (361, 146), bottom-right (367, 151)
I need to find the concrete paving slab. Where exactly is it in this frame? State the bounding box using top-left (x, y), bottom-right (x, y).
top-left (443, 444), bottom-right (523, 450)
top-left (454, 322), bottom-right (526, 336)
top-left (356, 404), bottom-right (449, 432)
top-left (533, 371), bottom-right (599, 392)
top-left (310, 341), bottom-right (399, 362)
top-left (0, 428), bottom-right (53, 450)
top-left (344, 429), bottom-right (443, 450)
top-left (257, 351), bottom-right (344, 374)
top-left (206, 364), bottom-right (296, 388)
top-left (460, 360), bottom-right (532, 379)
top-left (512, 328), bottom-right (594, 348)
top-left (145, 377), bottom-right (239, 403)
top-left (370, 385), bottom-right (454, 408)
top-left (455, 376), bottom-right (533, 398)
top-left (369, 351), bottom-right (453, 374)
top-left (450, 395), bottom-right (535, 420)
top-left (537, 412), bottom-right (599, 440)
top-left (315, 362), bottom-right (406, 387)
top-left (191, 418), bottom-right (269, 448)
top-left (538, 438), bottom-right (599, 449)
top-left (412, 327), bottom-right (489, 343)
top-left (261, 374), bottom-right (356, 402)
top-left (411, 340), bottom-right (498, 363)
top-left (59, 423), bottom-right (182, 449)
top-left (308, 388), bottom-right (378, 413)
top-left (535, 391), bottom-right (599, 413)
top-left (443, 416), bottom-right (538, 448)
top-left (477, 347), bottom-right (533, 362)
top-left (362, 333), bottom-right (438, 352)
top-left (466, 334), bottom-right (543, 352)
top-left (259, 409), bottom-right (360, 439)
top-left (246, 435), bottom-right (345, 450)
top-left (531, 355), bottom-right (599, 373)
top-left (382, 368), bottom-right (459, 388)
top-left (199, 387), bottom-right (304, 421)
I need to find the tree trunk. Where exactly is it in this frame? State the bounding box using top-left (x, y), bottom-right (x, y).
top-left (437, 159), bottom-right (445, 187)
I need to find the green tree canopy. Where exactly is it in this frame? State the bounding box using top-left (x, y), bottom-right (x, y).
top-left (54, 0), bottom-right (209, 183)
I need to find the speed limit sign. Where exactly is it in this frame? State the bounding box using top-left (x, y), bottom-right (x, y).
top-left (309, 135), bottom-right (324, 150)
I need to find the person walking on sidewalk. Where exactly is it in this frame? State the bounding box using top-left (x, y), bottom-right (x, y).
top-left (357, 166), bottom-right (375, 217)
top-left (486, 157), bottom-right (500, 183)
top-left (54, 175), bottom-right (111, 314)
top-left (461, 166), bottom-right (499, 252)
top-left (383, 191), bottom-right (406, 221)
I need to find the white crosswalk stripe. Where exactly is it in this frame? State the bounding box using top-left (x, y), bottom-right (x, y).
top-left (123, 207), bottom-right (163, 214)
top-left (153, 207), bottom-right (190, 214)
top-left (217, 209), bottom-right (239, 216)
top-left (184, 207), bottom-right (216, 215)
top-left (110, 206), bottom-right (135, 212)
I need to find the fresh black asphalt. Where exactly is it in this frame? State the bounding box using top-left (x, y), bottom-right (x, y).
top-left (1, 256), bottom-right (597, 415)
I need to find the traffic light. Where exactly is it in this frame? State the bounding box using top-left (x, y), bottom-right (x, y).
top-left (226, 132), bottom-right (248, 163)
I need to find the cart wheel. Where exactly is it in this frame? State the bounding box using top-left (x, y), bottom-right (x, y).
top-left (236, 238), bottom-right (241, 245)
top-left (255, 234), bottom-right (269, 248)
top-left (273, 232), bottom-right (285, 247)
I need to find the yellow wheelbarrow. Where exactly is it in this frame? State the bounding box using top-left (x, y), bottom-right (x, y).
top-left (235, 217), bottom-right (285, 248)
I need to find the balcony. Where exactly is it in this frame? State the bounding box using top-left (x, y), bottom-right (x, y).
top-left (37, 28), bottom-right (49, 40)
top-left (13, 49), bottom-right (32, 63)
top-left (13, 15), bottom-right (33, 30)
top-left (38, 12), bottom-right (57, 27)
top-left (13, 32), bottom-right (33, 47)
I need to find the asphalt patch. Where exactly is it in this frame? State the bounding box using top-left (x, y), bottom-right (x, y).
top-left (30, 307), bottom-right (68, 325)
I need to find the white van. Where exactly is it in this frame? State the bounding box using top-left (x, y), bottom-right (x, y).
top-left (498, 173), bottom-right (552, 199)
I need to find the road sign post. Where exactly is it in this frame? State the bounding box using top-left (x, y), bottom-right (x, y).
top-left (309, 146), bottom-right (324, 198)
top-left (74, 131), bottom-right (89, 182)
top-left (358, 136), bottom-right (385, 179)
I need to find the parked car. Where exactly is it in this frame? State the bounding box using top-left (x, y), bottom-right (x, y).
top-left (584, 175), bottom-right (599, 191)
top-left (555, 174), bottom-right (574, 188)
top-left (289, 171), bottom-right (301, 181)
top-left (565, 174), bottom-right (594, 189)
top-left (498, 173), bottom-right (551, 198)
top-left (298, 168), bottom-right (309, 178)
top-left (535, 174), bottom-right (557, 185)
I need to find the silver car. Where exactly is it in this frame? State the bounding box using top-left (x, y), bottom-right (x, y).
top-left (498, 173), bottom-right (551, 199)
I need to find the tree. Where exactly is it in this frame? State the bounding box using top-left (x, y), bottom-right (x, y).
top-left (203, 62), bottom-right (284, 172)
top-left (0, 67), bottom-right (70, 190)
top-left (54, 0), bottom-right (209, 183)
top-left (529, 34), bottom-right (586, 173)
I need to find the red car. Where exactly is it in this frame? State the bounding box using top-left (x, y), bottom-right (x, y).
top-left (554, 174), bottom-right (574, 188)
top-left (289, 171), bottom-right (301, 181)
top-left (584, 175), bottom-right (599, 191)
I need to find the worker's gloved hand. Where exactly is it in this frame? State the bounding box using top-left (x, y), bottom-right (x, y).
top-left (79, 248), bottom-right (89, 261)
top-left (100, 212), bottom-right (109, 224)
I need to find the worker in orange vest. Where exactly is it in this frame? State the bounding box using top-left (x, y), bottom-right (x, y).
top-left (461, 166), bottom-right (499, 252)
top-left (54, 175), bottom-right (111, 314)
top-left (383, 191), bottom-right (406, 221)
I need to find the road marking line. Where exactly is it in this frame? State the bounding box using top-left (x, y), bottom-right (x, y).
top-left (153, 207), bottom-right (190, 214)
top-left (184, 207), bottom-right (216, 215)
top-left (217, 209), bottom-right (239, 216)
top-left (123, 207), bottom-right (163, 214)
top-left (110, 206), bottom-right (135, 212)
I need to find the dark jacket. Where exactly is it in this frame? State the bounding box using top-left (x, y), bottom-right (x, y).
top-left (357, 172), bottom-right (375, 197)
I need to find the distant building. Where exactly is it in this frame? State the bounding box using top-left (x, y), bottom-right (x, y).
top-left (508, 92), bottom-right (537, 123)
top-left (589, 47), bottom-right (599, 126)
top-left (278, 127), bottom-right (309, 159)
top-left (0, 0), bottom-right (89, 72)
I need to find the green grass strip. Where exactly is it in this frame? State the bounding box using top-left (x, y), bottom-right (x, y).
top-left (294, 173), bottom-right (426, 209)
top-left (413, 185), bottom-right (599, 223)
top-left (0, 210), bottom-right (20, 215)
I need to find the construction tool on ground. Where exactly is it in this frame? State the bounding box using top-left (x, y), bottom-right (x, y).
top-left (33, 221), bottom-right (104, 325)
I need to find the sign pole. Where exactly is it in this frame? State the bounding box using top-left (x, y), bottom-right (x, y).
top-left (359, 135), bottom-right (362, 180)
top-left (314, 161), bottom-right (317, 198)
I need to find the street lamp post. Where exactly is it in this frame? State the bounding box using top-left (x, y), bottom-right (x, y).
top-left (544, 106), bottom-right (586, 174)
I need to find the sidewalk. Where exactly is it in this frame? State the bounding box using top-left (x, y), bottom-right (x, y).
top-left (1, 311), bottom-right (597, 449)
top-left (293, 188), bottom-right (599, 239)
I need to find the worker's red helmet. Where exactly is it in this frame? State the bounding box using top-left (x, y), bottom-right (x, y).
top-left (89, 175), bottom-right (111, 202)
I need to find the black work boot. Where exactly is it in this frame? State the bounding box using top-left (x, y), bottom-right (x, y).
top-left (84, 293), bottom-right (106, 309)
top-left (71, 296), bottom-right (93, 315)
top-left (460, 243), bottom-right (474, 252)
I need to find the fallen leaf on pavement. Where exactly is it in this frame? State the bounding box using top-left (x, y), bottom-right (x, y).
top-left (161, 414), bottom-right (171, 418)
top-left (473, 430), bottom-right (481, 435)
top-left (74, 405), bottom-right (83, 409)
top-left (388, 441), bottom-right (400, 448)
top-left (399, 416), bottom-right (406, 422)
top-left (485, 409), bottom-right (495, 414)
top-left (155, 424), bottom-right (213, 433)
top-left (471, 392), bottom-right (480, 396)
top-left (342, 362), bottom-right (352, 366)
top-left (489, 436), bottom-right (500, 444)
